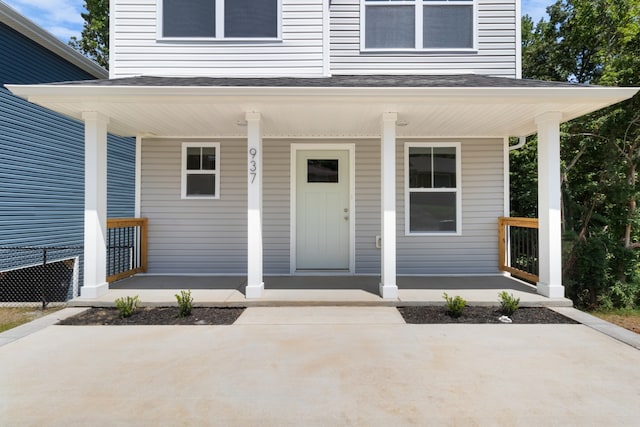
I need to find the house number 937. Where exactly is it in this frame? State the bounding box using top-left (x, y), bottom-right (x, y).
top-left (249, 148), bottom-right (257, 184)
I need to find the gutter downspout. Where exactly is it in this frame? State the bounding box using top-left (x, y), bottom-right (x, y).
top-left (509, 136), bottom-right (527, 151)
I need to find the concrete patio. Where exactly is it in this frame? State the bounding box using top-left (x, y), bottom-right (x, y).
top-left (70, 274), bottom-right (573, 307)
top-left (1, 306), bottom-right (639, 426)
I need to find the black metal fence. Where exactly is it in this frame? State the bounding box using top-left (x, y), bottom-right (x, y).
top-left (0, 246), bottom-right (82, 308)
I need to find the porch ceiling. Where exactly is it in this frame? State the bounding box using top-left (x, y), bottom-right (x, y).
top-left (8, 83), bottom-right (639, 139)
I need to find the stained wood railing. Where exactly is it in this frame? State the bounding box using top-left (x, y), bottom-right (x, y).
top-left (106, 218), bottom-right (148, 283)
top-left (498, 217), bottom-right (539, 283)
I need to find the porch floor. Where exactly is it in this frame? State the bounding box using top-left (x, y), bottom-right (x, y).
top-left (70, 275), bottom-right (573, 307)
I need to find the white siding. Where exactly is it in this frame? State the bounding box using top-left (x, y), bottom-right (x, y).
top-left (330, 0), bottom-right (517, 78)
top-left (111, 0), bottom-right (326, 78)
top-left (142, 138), bottom-right (503, 275)
top-left (396, 138), bottom-right (504, 274)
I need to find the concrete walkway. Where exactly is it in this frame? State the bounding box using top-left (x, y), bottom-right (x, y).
top-left (1, 307), bottom-right (639, 426)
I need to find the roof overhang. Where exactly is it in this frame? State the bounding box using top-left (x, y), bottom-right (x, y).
top-left (8, 83), bottom-right (639, 138)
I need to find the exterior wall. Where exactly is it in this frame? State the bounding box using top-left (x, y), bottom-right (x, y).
top-left (141, 137), bottom-right (503, 275)
top-left (141, 139), bottom-right (248, 273)
top-left (330, 0), bottom-right (518, 78)
top-left (110, 0), bottom-right (326, 78)
top-left (0, 22), bottom-right (135, 268)
top-left (397, 138), bottom-right (504, 274)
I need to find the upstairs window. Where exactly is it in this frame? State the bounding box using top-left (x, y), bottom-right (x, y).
top-left (162, 0), bottom-right (279, 39)
top-left (362, 0), bottom-right (475, 50)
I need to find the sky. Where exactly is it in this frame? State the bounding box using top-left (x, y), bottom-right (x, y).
top-left (2, 0), bottom-right (552, 44)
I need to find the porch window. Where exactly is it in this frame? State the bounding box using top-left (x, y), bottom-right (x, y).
top-left (405, 143), bottom-right (461, 235)
top-left (161, 0), bottom-right (279, 39)
top-left (181, 142), bottom-right (220, 199)
top-left (362, 0), bottom-right (475, 50)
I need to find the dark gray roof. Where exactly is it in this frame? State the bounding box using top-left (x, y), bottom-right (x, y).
top-left (52, 74), bottom-right (580, 88)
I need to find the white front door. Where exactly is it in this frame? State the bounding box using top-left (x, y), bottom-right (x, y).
top-left (295, 149), bottom-right (350, 270)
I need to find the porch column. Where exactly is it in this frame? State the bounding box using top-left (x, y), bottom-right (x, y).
top-left (246, 112), bottom-right (264, 298)
top-left (380, 112), bottom-right (398, 299)
top-left (536, 112), bottom-right (565, 298)
top-left (81, 112), bottom-right (109, 298)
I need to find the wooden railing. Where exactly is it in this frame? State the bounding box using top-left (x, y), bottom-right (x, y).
top-left (106, 218), bottom-right (148, 283)
top-left (498, 217), bottom-right (539, 283)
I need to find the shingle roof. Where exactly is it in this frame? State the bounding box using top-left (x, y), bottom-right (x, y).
top-left (53, 74), bottom-right (580, 88)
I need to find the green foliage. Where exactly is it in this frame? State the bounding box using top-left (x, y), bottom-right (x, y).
top-left (442, 293), bottom-right (467, 318)
top-left (175, 290), bottom-right (193, 317)
top-left (114, 295), bottom-right (139, 318)
top-left (69, 0), bottom-right (109, 68)
top-left (498, 292), bottom-right (520, 316)
top-left (517, 0), bottom-right (640, 310)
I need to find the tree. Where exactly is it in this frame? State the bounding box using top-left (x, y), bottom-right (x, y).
top-left (516, 0), bottom-right (640, 308)
top-left (69, 0), bottom-right (109, 69)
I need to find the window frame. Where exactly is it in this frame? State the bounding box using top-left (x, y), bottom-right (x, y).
top-left (360, 0), bottom-right (477, 52)
top-left (404, 142), bottom-right (462, 236)
top-left (181, 142), bottom-right (220, 200)
top-left (158, 0), bottom-right (282, 42)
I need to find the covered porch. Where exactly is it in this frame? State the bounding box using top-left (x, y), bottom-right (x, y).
top-left (70, 274), bottom-right (572, 307)
top-left (9, 75), bottom-right (638, 302)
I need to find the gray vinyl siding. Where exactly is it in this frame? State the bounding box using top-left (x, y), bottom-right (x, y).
top-left (396, 138), bottom-right (504, 274)
top-left (329, 0), bottom-right (517, 78)
top-left (111, 0), bottom-right (326, 78)
top-left (142, 138), bottom-right (503, 275)
top-left (141, 139), bottom-right (247, 273)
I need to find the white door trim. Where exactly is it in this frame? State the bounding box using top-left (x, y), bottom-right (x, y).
top-left (290, 143), bottom-right (356, 274)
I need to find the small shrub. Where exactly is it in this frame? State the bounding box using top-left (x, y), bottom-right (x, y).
top-left (499, 291), bottom-right (520, 316)
top-left (114, 295), bottom-right (139, 318)
top-left (175, 289), bottom-right (193, 317)
top-left (443, 292), bottom-right (467, 318)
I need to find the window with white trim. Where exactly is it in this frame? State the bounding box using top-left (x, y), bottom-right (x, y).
top-left (405, 143), bottom-right (461, 235)
top-left (362, 0), bottom-right (475, 50)
top-left (182, 143), bottom-right (220, 199)
top-left (161, 0), bottom-right (279, 39)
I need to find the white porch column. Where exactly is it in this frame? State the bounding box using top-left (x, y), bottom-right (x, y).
top-left (536, 112), bottom-right (565, 298)
top-left (380, 112), bottom-right (398, 299)
top-left (81, 112), bottom-right (109, 298)
top-left (246, 112), bottom-right (264, 298)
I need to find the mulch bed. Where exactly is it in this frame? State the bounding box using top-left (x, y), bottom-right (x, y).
top-left (398, 306), bottom-right (578, 324)
top-left (58, 306), bottom-right (578, 326)
top-left (58, 307), bottom-right (245, 326)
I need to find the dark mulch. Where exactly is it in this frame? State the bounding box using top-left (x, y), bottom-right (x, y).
top-left (398, 306), bottom-right (578, 324)
top-left (58, 307), bottom-right (245, 326)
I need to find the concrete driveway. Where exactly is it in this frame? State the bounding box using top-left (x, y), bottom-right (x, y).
top-left (1, 307), bottom-right (639, 426)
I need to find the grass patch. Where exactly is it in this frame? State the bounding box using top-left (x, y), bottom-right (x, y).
top-left (591, 308), bottom-right (640, 334)
top-left (0, 307), bottom-right (62, 333)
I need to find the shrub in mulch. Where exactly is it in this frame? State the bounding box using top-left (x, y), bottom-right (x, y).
top-left (398, 306), bottom-right (578, 324)
top-left (58, 307), bottom-right (245, 326)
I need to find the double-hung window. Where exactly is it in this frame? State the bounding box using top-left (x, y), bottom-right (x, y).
top-left (362, 0), bottom-right (475, 50)
top-left (161, 0), bottom-right (279, 39)
top-left (182, 143), bottom-right (220, 199)
top-left (405, 143), bottom-right (461, 235)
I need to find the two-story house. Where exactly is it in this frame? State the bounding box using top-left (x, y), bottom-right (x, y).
top-left (9, 0), bottom-right (638, 300)
top-left (0, 1), bottom-right (135, 302)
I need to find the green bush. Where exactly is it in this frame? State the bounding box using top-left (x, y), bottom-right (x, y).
top-left (175, 289), bottom-right (193, 317)
top-left (442, 292), bottom-right (467, 318)
top-left (498, 291), bottom-right (520, 316)
top-left (114, 295), bottom-right (139, 318)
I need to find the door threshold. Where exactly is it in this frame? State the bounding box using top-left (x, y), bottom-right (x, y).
top-left (294, 270), bottom-right (353, 276)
